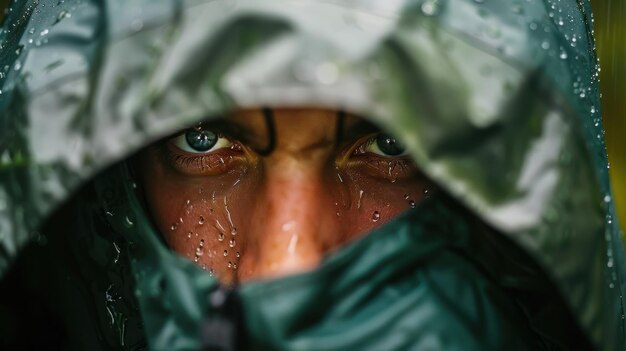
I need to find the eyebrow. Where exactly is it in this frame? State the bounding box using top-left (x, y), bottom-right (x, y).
top-left (337, 116), bottom-right (381, 146)
top-left (201, 112), bottom-right (275, 154)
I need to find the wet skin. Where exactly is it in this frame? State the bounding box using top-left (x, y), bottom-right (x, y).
top-left (138, 109), bottom-right (432, 285)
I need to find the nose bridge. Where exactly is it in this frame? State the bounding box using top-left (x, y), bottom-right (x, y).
top-left (238, 155), bottom-right (333, 281)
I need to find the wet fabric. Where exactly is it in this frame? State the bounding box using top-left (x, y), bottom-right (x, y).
top-left (0, 0), bottom-right (623, 350)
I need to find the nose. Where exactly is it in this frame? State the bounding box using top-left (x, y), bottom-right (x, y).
top-left (237, 154), bottom-right (338, 282)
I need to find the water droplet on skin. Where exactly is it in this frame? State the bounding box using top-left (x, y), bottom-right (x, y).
top-left (357, 190), bottom-right (364, 209)
top-left (229, 239), bottom-right (236, 248)
top-left (218, 233), bottom-right (225, 242)
top-left (236, 252), bottom-right (241, 258)
top-left (194, 256), bottom-right (199, 262)
top-left (170, 224), bottom-right (177, 231)
top-left (196, 247), bottom-right (204, 256)
top-left (223, 250), bottom-right (228, 257)
top-left (198, 216), bottom-right (205, 225)
top-left (372, 211), bottom-right (380, 222)
top-left (228, 261), bottom-right (232, 268)
top-left (231, 228), bottom-right (237, 236)
top-left (187, 232), bottom-right (192, 239)
top-left (201, 264), bottom-right (207, 271)
top-left (124, 216), bottom-right (134, 227)
top-left (409, 199), bottom-right (416, 208)
top-left (199, 239), bottom-right (205, 247)
top-left (404, 194), bottom-right (410, 200)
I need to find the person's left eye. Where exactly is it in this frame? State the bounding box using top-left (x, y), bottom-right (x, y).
top-left (173, 128), bottom-right (233, 153)
top-left (364, 132), bottom-right (407, 157)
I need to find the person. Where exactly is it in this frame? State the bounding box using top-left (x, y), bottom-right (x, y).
top-left (0, 0), bottom-right (623, 350)
top-left (137, 109), bottom-right (434, 284)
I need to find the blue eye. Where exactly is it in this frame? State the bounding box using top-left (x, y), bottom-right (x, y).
top-left (173, 128), bottom-right (233, 153)
top-left (367, 133), bottom-right (407, 156)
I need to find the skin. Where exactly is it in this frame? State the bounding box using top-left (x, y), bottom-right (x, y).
top-left (138, 109), bottom-right (432, 285)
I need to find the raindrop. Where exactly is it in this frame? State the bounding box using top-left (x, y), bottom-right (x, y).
top-left (170, 224), bottom-right (177, 231)
top-left (591, 106), bottom-right (596, 114)
top-left (218, 233), bottom-right (225, 242)
top-left (199, 239), bottom-right (205, 247)
top-left (236, 251), bottom-right (241, 258)
top-left (198, 216), bottom-right (205, 225)
top-left (559, 49), bottom-right (568, 60)
top-left (229, 239), bottom-right (236, 248)
top-left (130, 19), bottom-right (143, 32)
top-left (223, 250), bottom-right (228, 257)
top-left (187, 231), bottom-right (192, 239)
top-left (195, 246), bottom-right (204, 256)
top-left (55, 10), bottom-right (70, 23)
top-left (228, 261), bottom-right (232, 268)
top-left (231, 228), bottom-right (237, 236)
top-left (604, 195), bottom-right (612, 203)
top-left (316, 62), bottom-right (339, 85)
top-left (124, 216), bottom-right (134, 228)
top-left (421, 0), bottom-right (439, 16)
top-left (408, 199), bottom-right (416, 208)
top-left (372, 211), bottom-right (380, 222)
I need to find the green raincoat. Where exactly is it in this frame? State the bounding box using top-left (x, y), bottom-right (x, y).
top-left (0, 0), bottom-right (623, 350)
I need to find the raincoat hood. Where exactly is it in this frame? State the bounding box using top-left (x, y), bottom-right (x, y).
top-left (0, 0), bottom-right (623, 350)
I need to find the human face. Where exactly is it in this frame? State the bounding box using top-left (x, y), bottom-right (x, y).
top-left (138, 109), bottom-right (432, 285)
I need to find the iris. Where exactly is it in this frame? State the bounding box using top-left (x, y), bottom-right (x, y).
top-left (376, 133), bottom-right (405, 156)
top-left (185, 129), bottom-right (218, 152)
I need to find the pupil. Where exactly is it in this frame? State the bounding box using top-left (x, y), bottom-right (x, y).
top-left (185, 129), bottom-right (218, 152)
top-left (376, 133), bottom-right (405, 156)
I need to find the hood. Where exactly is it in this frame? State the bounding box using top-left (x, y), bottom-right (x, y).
top-left (0, 0), bottom-right (623, 350)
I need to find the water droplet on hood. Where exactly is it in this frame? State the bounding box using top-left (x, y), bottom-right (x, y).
top-left (421, 0), bottom-right (440, 16)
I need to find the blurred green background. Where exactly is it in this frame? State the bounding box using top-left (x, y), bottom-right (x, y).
top-left (0, 0), bottom-right (623, 232)
top-left (591, 0), bottom-right (626, 235)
